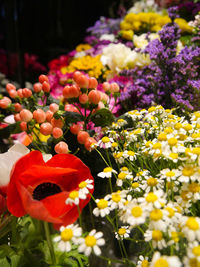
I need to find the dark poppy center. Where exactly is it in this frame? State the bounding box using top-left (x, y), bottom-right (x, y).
top-left (32, 182), bottom-right (62, 201)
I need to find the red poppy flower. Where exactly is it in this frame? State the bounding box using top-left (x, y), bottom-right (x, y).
top-left (7, 151), bottom-right (94, 228)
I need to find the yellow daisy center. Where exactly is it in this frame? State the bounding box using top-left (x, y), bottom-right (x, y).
top-left (152, 230), bottom-right (163, 241)
top-left (189, 258), bottom-right (200, 267)
top-left (61, 228), bottom-right (73, 241)
top-left (128, 151), bottom-right (135, 156)
top-left (158, 133), bottom-right (167, 141)
top-left (141, 260), bottom-right (149, 267)
top-left (168, 137), bottom-right (177, 146)
top-left (118, 172), bottom-right (127, 180)
top-left (189, 182), bottom-right (200, 193)
top-left (154, 258), bottom-right (169, 267)
top-left (186, 217), bottom-right (199, 231)
top-left (174, 123), bottom-right (182, 130)
top-left (118, 228), bottom-right (126, 235)
top-left (192, 246), bottom-right (200, 257)
top-left (192, 147), bottom-right (200, 155)
top-left (132, 182), bottom-right (139, 188)
top-left (165, 171), bottom-right (175, 177)
top-left (85, 235), bottom-right (96, 247)
top-left (152, 143), bottom-right (162, 149)
top-left (104, 167), bottom-right (113, 173)
top-left (183, 124), bottom-right (192, 131)
top-left (146, 192), bottom-right (158, 203)
top-left (79, 181), bottom-right (87, 189)
top-left (69, 191), bottom-right (79, 200)
top-left (169, 152), bottom-right (178, 159)
top-left (150, 209), bottom-right (163, 221)
top-left (102, 137), bottom-right (110, 143)
top-left (164, 127), bottom-right (173, 134)
top-left (147, 178), bottom-right (158, 187)
top-left (112, 193), bottom-right (121, 203)
top-left (171, 231), bottom-right (179, 242)
top-left (131, 206), bottom-right (142, 217)
top-left (182, 166), bottom-right (195, 177)
top-left (97, 199), bottom-right (108, 209)
top-left (165, 207), bottom-right (175, 218)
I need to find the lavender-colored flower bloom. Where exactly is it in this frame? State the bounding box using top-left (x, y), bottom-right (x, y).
top-left (168, 6), bottom-right (179, 20)
top-left (118, 20), bottom-right (200, 112)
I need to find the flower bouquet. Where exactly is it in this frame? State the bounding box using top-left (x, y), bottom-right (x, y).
top-left (1, 1), bottom-right (200, 267)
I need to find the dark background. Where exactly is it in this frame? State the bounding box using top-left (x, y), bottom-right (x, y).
top-left (0, 0), bottom-right (133, 85)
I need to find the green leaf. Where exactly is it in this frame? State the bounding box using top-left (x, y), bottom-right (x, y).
top-left (0, 122), bottom-right (21, 138)
top-left (62, 111), bottom-right (83, 124)
top-left (90, 108), bottom-right (114, 127)
top-left (0, 257), bottom-right (10, 267)
top-left (0, 245), bottom-right (14, 258)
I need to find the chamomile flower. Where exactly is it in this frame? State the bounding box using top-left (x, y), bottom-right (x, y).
top-left (123, 150), bottom-right (137, 161)
top-left (136, 255), bottom-right (149, 267)
top-left (93, 198), bottom-right (111, 217)
top-left (117, 171), bottom-right (133, 186)
top-left (78, 179), bottom-right (94, 197)
top-left (160, 168), bottom-right (181, 182)
top-left (181, 216), bottom-right (200, 242)
top-left (98, 136), bottom-right (114, 149)
top-left (138, 190), bottom-right (166, 209)
top-left (65, 190), bottom-right (86, 205)
top-left (115, 226), bottom-right (130, 240)
top-left (187, 241), bottom-right (200, 262)
top-left (54, 224), bottom-right (82, 252)
top-left (144, 229), bottom-right (167, 250)
top-left (107, 190), bottom-right (127, 210)
top-left (78, 229), bottom-right (105, 256)
top-left (97, 166), bottom-right (117, 178)
top-left (125, 200), bottom-right (148, 227)
top-left (149, 208), bottom-right (168, 231)
top-left (140, 177), bottom-right (164, 192)
top-left (150, 251), bottom-right (182, 267)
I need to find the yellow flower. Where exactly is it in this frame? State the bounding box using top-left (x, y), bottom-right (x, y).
top-left (75, 44), bottom-right (92, 52)
top-left (62, 55), bottom-right (104, 78)
top-left (120, 30), bottom-right (134, 41)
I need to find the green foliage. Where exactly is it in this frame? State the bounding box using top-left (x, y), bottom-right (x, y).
top-left (90, 108), bottom-right (114, 127)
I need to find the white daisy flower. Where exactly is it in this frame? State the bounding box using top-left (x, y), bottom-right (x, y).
top-left (78, 229), bottom-right (105, 256)
top-left (115, 226), bottom-right (130, 240)
top-left (144, 229), bottom-right (167, 250)
top-left (53, 224), bottom-right (82, 252)
top-left (98, 136), bottom-right (114, 149)
top-left (107, 190), bottom-right (127, 210)
top-left (138, 190), bottom-right (166, 209)
top-left (93, 198), bottom-right (111, 217)
top-left (78, 179), bottom-right (94, 197)
top-left (125, 200), bottom-right (148, 227)
top-left (136, 255), bottom-right (149, 267)
top-left (123, 150), bottom-right (137, 161)
top-left (181, 216), bottom-right (200, 242)
top-left (150, 251), bottom-right (182, 267)
top-left (97, 166), bottom-right (117, 178)
top-left (65, 190), bottom-right (86, 206)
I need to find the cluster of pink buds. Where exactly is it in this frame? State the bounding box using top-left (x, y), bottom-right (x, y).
top-left (62, 71), bottom-right (109, 111)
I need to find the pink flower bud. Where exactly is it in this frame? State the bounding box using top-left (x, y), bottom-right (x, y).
top-left (17, 89), bottom-right (24, 98)
top-left (33, 109), bottom-right (46, 123)
top-left (39, 74), bottom-right (49, 84)
top-left (14, 103), bottom-right (22, 112)
top-left (79, 93), bottom-right (88, 104)
top-left (76, 75), bottom-right (89, 88)
top-left (20, 109), bottom-right (33, 122)
top-left (46, 110), bottom-right (53, 122)
top-left (9, 89), bottom-right (18, 98)
top-left (14, 113), bottom-right (21, 122)
top-left (73, 71), bottom-right (82, 83)
top-left (69, 123), bottom-right (82, 135)
top-left (88, 90), bottom-right (101, 105)
top-left (0, 97), bottom-right (11, 109)
top-left (40, 122), bottom-right (53, 135)
top-left (54, 141), bottom-right (69, 154)
top-left (6, 83), bottom-right (16, 92)
top-left (100, 92), bottom-right (109, 103)
top-left (88, 77), bottom-right (98, 89)
top-left (102, 82), bottom-right (111, 92)
top-left (51, 117), bottom-right (64, 128)
top-left (110, 82), bottom-right (119, 93)
top-left (64, 104), bottom-right (79, 113)
top-left (77, 131), bottom-right (90, 144)
top-left (42, 81), bottom-right (50, 93)
top-left (52, 127), bottom-right (63, 139)
top-left (20, 121), bottom-right (27, 131)
top-left (33, 82), bottom-right (42, 93)
top-left (49, 103), bottom-right (59, 113)
top-left (22, 88), bottom-right (32, 98)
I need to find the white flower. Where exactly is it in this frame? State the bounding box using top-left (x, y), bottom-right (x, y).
top-left (78, 229), bottom-right (105, 256)
top-left (97, 167), bottom-right (117, 178)
top-left (54, 224), bottom-right (82, 252)
top-left (99, 34), bottom-right (115, 42)
top-left (65, 190), bottom-right (86, 206)
top-left (93, 198), bottom-right (111, 217)
top-left (115, 226), bottom-right (130, 240)
top-left (0, 143), bottom-right (29, 188)
top-left (137, 255), bottom-right (149, 267)
top-left (150, 251), bottom-right (182, 267)
top-left (78, 179), bottom-right (94, 198)
top-left (181, 216), bottom-right (200, 242)
top-left (144, 229), bottom-right (167, 250)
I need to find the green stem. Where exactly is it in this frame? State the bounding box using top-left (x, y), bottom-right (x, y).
top-left (43, 221), bottom-right (56, 265)
top-left (77, 205), bottom-right (83, 229)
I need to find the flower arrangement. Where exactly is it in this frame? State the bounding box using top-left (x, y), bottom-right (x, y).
top-left (1, 1), bottom-right (200, 266)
